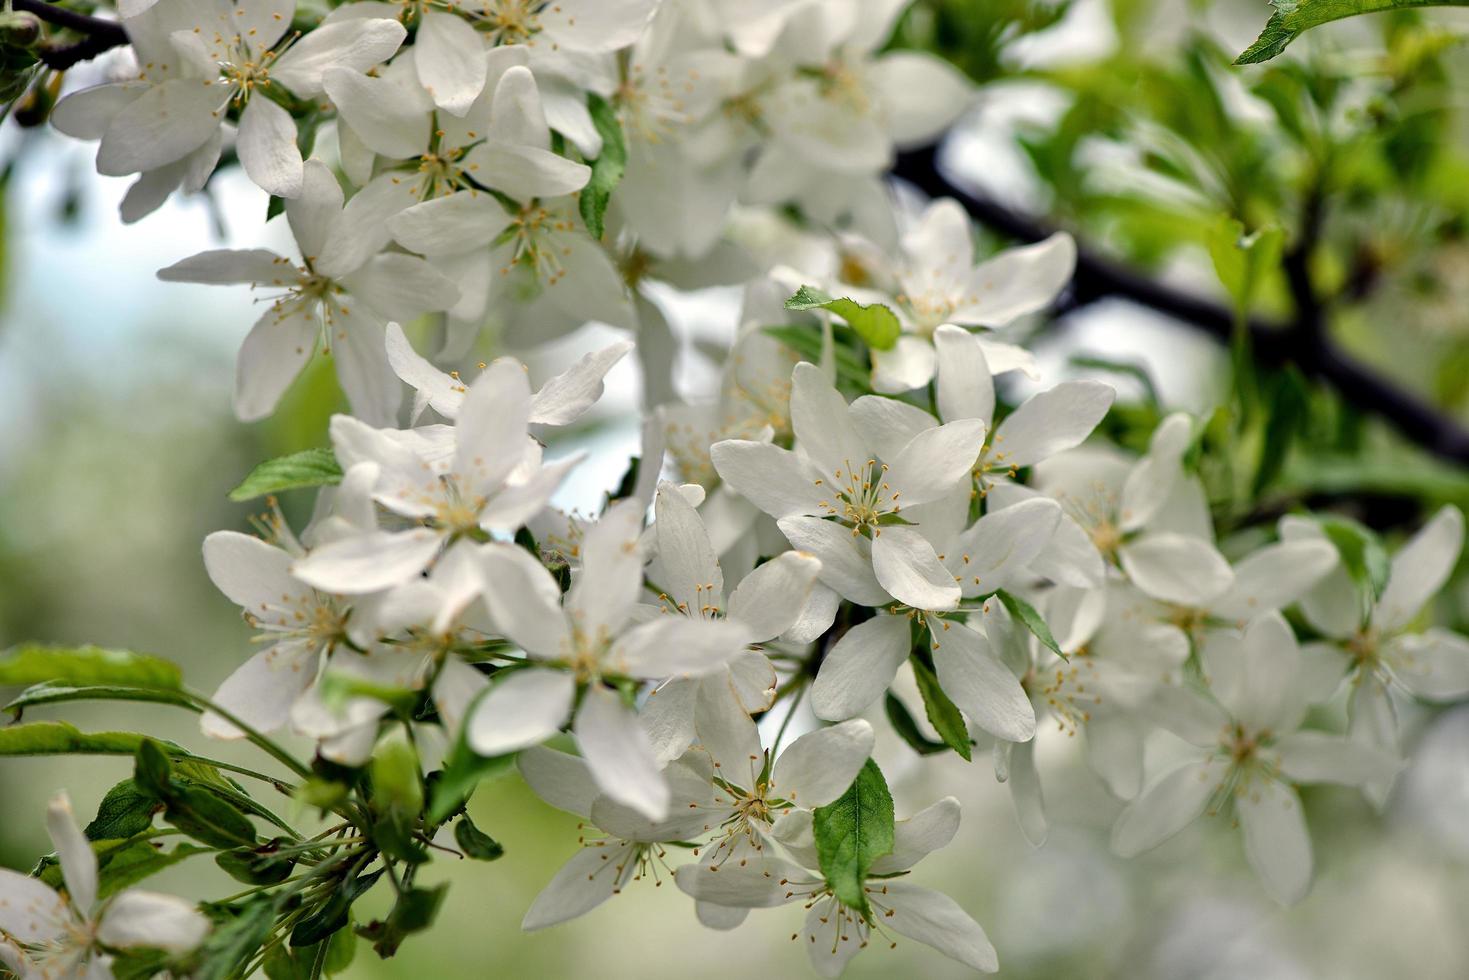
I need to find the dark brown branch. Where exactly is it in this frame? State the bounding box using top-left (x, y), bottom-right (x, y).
top-left (891, 143), bottom-right (1469, 465)
top-left (13, 0), bottom-right (129, 69)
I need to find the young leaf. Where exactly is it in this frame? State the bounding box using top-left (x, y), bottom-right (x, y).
top-left (909, 653), bottom-right (973, 761)
top-left (996, 590), bottom-right (1066, 660)
top-left (228, 447), bottom-right (343, 502)
top-left (36, 838), bottom-right (209, 899)
top-left (784, 284), bottom-right (901, 351)
top-left (290, 868), bottom-right (383, 948)
top-left (164, 784), bottom-right (260, 849)
top-left (216, 842), bottom-right (297, 885)
top-left (4, 682), bottom-right (198, 720)
top-left (0, 644), bottom-right (182, 690)
top-left (811, 759), bottom-right (895, 917)
top-left (578, 93), bottom-right (626, 240)
top-left (1319, 515), bottom-right (1390, 623)
top-left (883, 693), bottom-right (949, 757)
top-left (1236, 0), bottom-right (1469, 65)
top-left (453, 815), bottom-right (504, 861)
top-left (762, 324), bottom-right (869, 392)
top-left (362, 884), bottom-right (449, 958)
top-left (193, 895), bottom-right (278, 980)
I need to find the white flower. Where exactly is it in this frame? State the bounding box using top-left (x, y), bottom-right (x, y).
top-left (0, 793), bottom-right (208, 979)
top-left (676, 796), bottom-right (997, 977)
top-left (712, 363), bottom-right (984, 601)
top-left (467, 500), bottom-right (752, 819)
top-left (383, 322), bottom-right (631, 428)
top-left (1284, 506), bottom-right (1469, 793)
top-left (157, 159), bottom-right (460, 423)
top-left (1112, 613), bottom-right (1401, 905)
top-left (54, 0), bottom-right (405, 197)
top-left (291, 357), bottom-right (580, 594)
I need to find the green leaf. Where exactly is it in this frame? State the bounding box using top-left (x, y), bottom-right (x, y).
top-left (811, 759), bottom-right (894, 918)
top-left (996, 590), bottom-right (1065, 660)
top-left (85, 780), bottom-right (162, 841)
top-left (909, 653), bottom-right (972, 761)
top-left (164, 784), bottom-right (259, 849)
top-left (370, 735), bottom-right (427, 864)
top-left (0, 644), bottom-right (182, 690)
top-left (5, 681), bottom-right (198, 719)
top-left (362, 884), bottom-right (449, 958)
top-left (578, 93), bottom-right (626, 239)
top-left (228, 448), bottom-right (342, 502)
top-left (1319, 516), bottom-right (1390, 623)
top-left (784, 285), bottom-right (901, 351)
top-left (1253, 366), bottom-right (1311, 498)
top-left (324, 924), bottom-right (357, 975)
top-left (216, 842), bottom-right (296, 885)
top-left (37, 838), bottom-right (209, 899)
top-left (762, 324), bottom-right (869, 392)
top-left (453, 815), bottom-right (504, 860)
top-left (193, 896), bottom-right (277, 980)
top-left (1204, 216), bottom-right (1283, 317)
top-left (884, 693), bottom-right (950, 757)
top-left (1236, 0), bottom-right (1469, 65)
top-left (135, 738), bottom-right (174, 796)
top-left (0, 721), bottom-right (155, 756)
top-left (290, 868), bottom-right (383, 948)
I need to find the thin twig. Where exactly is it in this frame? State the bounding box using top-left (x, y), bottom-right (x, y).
top-left (13, 1), bottom-right (130, 70)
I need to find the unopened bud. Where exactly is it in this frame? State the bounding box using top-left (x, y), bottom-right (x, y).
top-left (0, 11), bottom-right (43, 48)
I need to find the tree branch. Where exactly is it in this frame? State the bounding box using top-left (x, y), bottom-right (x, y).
top-left (891, 143), bottom-right (1469, 465)
top-left (13, 0), bottom-right (130, 69)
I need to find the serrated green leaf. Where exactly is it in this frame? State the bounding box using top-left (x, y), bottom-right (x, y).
top-left (1236, 0), bottom-right (1469, 65)
top-left (0, 644), bottom-right (182, 690)
top-left (784, 285), bottom-right (901, 350)
top-left (85, 780), bottom-right (161, 841)
top-left (811, 759), bottom-right (894, 918)
top-left (578, 93), bottom-right (626, 239)
top-left (996, 590), bottom-right (1065, 660)
top-left (228, 448), bottom-right (342, 502)
top-left (909, 654), bottom-right (972, 761)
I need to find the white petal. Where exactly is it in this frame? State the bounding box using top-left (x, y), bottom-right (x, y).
top-left (1375, 505), bottom-right (1464, 632)
top-left (1118, 413), bottom-right (1192, 532)
top-left (0, 869), bottom-right (66, 943)
top-left (97, 890), bottom-right (208, 952)
top-left (654, 480), bottom-right (723, 618)
top-left (273, 18), bottom-right (408, 97)
top-left (610, 616), bottom-right (750, 678)
top-left (868, 796), bottom-right (962, 875)
top-left (529, 339), bottom-right (632, 426)
top-left (810, 614), bottom-right (910, 720)
top-left (933, 324), bottom-right (994, 425)
top-left (290, 528), bottom-right (443, 593)
top-left (97, 78), bottom-right (223, 176)
top-left (777, 516), bottom-right (889, 607)
top-left (316, 172), bottom-right (420, 279)
top-left (287, 159), bottom-right (344, 258)
top-left (478, 452), bottom-right (582, 531)
top-left (453, 358), bottom-right (532, 491)
top-left (952, 497), bottom-right (1062, 597)
top-left (933, 622), bottom-right (1034, 742)
top-left (1006, 737), bottom-right (1047, 846)
top-left (710, 440), bottom-right (827, 520)
top-left (157, 248), bottom-right (292, 285)
top-left (869, 335), bottom-right (936, 393)
top-left (1275, 731), bottom-right (1401, 788)
top-left (47, 792), bottom-right (97, 914)
top-left (993, 380), bottom-right (1113, 468)
top-left (237, 96), bottom-right (303, 197)
top-left (346, 253), bottom-right (460, 321)
top-left (415, 10), bottom-right (488, 115)
top-left (727, 551), bottom-right (822, 642)
top-left (1210, 539), bottom-right (1339, 623)
top-left (770, 719), bottom-right (874, 808)
top-left (673, 858), bottom-right (799, 908)
top-left (321, 66), bottom-right (430, 159)
top-left (51, 82), bottom-right (146, 140)
top-left (789, 362), bottom-right (867, 479)
top-left (885, 419), bottom-right (985, 507)
top-left (1118, 532), bottom-right (1233, 607)
top-left (327, 308), bottom-right (400, 427)
top-left (517, 745), bottom-right (597, 817)
top-left (388, 193), bottom-right (513, 256)
top-left (200, 642), bottom-right (317, 739)
top-left (871, 525), bottom-right (959, 611)
top-left (953, 232), bottom-right (1076, 327)
top-left (466, 669), bottom-right (575, 756)
top-left (1237, 778), bottom-right (1313, 906)
top-left (540, 0), bottom-right (660, 51)
top-left (520, 842), bottom-right (627, 930)
top-left (1111, 760), bottom-right (1217, 857)
top-left (574, 686), bottom-right (669, 821)
top-left (848, 394), bottom-right (937, 464)
top-left (232, 304), bottom-right (317, 422)
top-left (477, 542), bottom-right (571, 659)
top-left (693, 672), bottom-right (763, 779)
top-left (201, 530), bottom-right (304, 613)
top-left (882, 881), bottom-right (998, 973)
top-left (1200, 613), bottom-right (1304, 734)
top-left (1387, 629), bottom-right (1469, 700)
top-left (567, 499), bottom-right (646, 638)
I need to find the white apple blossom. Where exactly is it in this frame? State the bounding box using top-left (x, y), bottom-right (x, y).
top-left (0, 794), bottom-right (208, 979)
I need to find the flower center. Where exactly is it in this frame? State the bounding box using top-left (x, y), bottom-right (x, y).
top-left (816, 459), bottom-right (899, 537)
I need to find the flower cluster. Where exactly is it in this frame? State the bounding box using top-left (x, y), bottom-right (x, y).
top-left (2, 1), bottom-right (1467, 978)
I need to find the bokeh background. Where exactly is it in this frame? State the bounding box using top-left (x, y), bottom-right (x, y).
top-left (6, 0), bottom-right (1469, 977)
